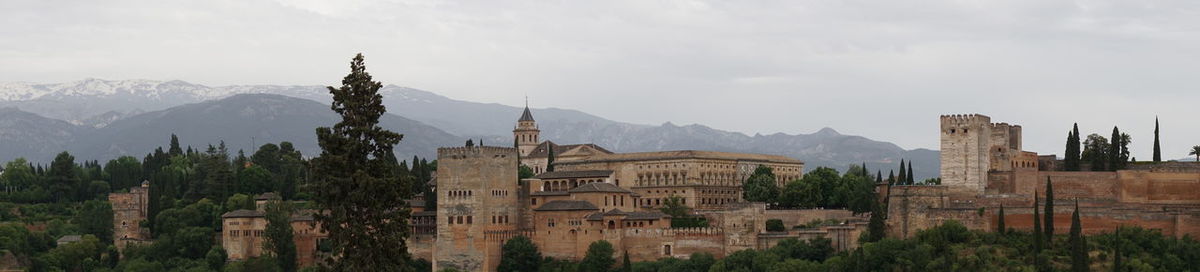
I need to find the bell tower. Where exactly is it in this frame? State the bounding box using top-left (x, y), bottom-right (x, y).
top-left (513, 101), bottom-right (540, 156)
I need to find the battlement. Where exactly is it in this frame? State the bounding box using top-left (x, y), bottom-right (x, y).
top-left (990, 122), bottom-right (1021, 129)
top-left (437, 146), bottom-right (519, 158)
top-left (620, 227), bottom-right (726, 237)
top-left (940, 114), bottom-right (991, 125)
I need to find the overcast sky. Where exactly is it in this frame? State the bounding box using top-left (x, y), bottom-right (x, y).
top-left (1, 0), bottom-right (1197, 159)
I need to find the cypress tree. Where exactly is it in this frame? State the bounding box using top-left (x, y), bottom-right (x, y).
top-left (897, 159), bottom-right (906, 185)
top-left (546, 145), bottom-right (556, 172)
top-left (1066, 124), bottom-right (1082, 171)
top-left (1033, 189), bottom-right (1045, 271)
top-left (310, 54), bottom-right (413, 270)
top-left (906, 161), bottom-right (915, 185)
top-left (1113, 227), bottom-right (1122, 272)
top-left (997, 204), bottom-right (1006, 234)
top-left (1045, 177), bottom-right (1055, 245)
top-left (876, 170), bottom-right (883, 184)
top-left (888, 170), bottom-right (895, 185)
top-left (1070, 200), bottom-right (1089, 272)
top-left (1109, 127), bottom-right (1121, 171)
top-left (865, 202), bottom-right (886, 243)
top-left (862, 162), bottom-right (869, 177)
top-left (169, 134), bottom-right (183, 156)
top-left (1153, 117), bottom-right (1162, 162)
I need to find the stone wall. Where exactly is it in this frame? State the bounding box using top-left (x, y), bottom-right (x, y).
top-left (940, 114), bottom-right (992, 195)
top-left (109, 185), bottom-right (149, 252)
top-left (434, 146), bottom-right (521, 272)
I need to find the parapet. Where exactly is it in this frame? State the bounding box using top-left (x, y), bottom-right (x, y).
top-left (437, 146), bottom-right (519, 159)
top-left (940, 114), bottom-right (992, 128)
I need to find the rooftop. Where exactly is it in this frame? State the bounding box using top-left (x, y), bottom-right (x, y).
top-left (534, 200), bottom-right (599, 211)
top-left (568, 182), bottom-right (633, 194)
top-left (222, 209), bottom-right (266, 218)
top-left (535, 170), bottom-right (614, 179)
top-left (556, 150), bottom-right (803, 165)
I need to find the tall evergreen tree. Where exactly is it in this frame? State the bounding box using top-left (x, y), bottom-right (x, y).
top-left (310, 54), bottom-right (412, 271)
top-left (888, 170), bottom-right (895, 185)
top-left (1109, 127), bottom-right (1122, 171)
top-left (906, 161), bottom-right (915, 185)
top-left (865, 201), bottom-right (886, 243)
top-left (997, 204), bottom-right (1006, 234)
top-left (1069, 200), bottom-right (1089, 272)
top-left (1066, 123), bottom-right (1082, 171)
top-left (897, 159), bottom-right (906, 185)
top-left (1153, 117), bottom-right (1162, 162)
top-left (1045, 177), bottom-right (1055, 245)
top-left (1112, 227), bottom-right (1122, 272)
top-left (546, 145), bottom-right (556, 172)
top-left (1033, 189), bottom-right (1045, 271)
top-left (169, 134), bottom-right (184, 156)
top-left (264, 200), bottom-right (297, 272)
top-left (876, 170), bottom-right (883, 184)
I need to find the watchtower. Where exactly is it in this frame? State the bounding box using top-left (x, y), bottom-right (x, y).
top-left (939, 114), bottom-right (992, 195)
top-left (513, 106), bottom-right (540, 156)
top-left (433, 146), bottom-right (521, 272)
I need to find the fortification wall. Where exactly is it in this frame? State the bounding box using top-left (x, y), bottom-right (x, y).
top-left (940, 114), bottom-right (992, 195)
top-left (434, 146), bottom-right (521, 272)
top-left (761, 209), bottom-right (855, 229)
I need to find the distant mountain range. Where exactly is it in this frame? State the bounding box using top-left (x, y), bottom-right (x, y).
top-left (0, 79), bottom-right (939, 179)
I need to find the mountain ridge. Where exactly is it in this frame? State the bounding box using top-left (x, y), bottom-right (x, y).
top-left (0, 79), bottom-right (940, 179)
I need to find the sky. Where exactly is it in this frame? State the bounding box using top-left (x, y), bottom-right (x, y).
top-left (1, 0), bottom-right (1198, 160)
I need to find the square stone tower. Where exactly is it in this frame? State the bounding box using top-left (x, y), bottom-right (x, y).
top-left (434, 146), bottom-right (521, 272)
top-left (110, 181), bottom-right (150, 252)
top-left (940, 114), bottom-right (992, 195)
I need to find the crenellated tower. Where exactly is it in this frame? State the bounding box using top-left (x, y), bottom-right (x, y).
top-left (939, 114), bottom-right (992, 195)
top-left (513, 105), bottom-right (540, 157)
top-left (433, 146), bottom-right (521, 272)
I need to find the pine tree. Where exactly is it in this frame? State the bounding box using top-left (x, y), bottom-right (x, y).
top-left (1033, 189), bottom-right (1045, 271)
top-left (465, 139), bottom-right (474, 147)
top-left (997, 204), bottom-right (1006, 234)
top-left (310, 53), bottom-right (413, 271)
top-left (906, 161), bottom-right (915, 185)
top-left (1045, 177), bottom-right (1055, 246)
top-left (897, 159), bottom-right (906, 185)
top-left (1070, 200), bottom-right (1089, 272)
top-left (1153, 117), bottom-right (1162, 162)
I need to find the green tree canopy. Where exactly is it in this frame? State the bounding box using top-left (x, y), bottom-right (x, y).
top-left (497, 236), bottom-right (541, 272)
top-left (310, 53), bottom-right (413, 271)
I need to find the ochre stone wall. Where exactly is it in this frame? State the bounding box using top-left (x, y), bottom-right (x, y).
top-left (434, 146), bottom-right (520, 272)
top-left (109, 185), bottom-right (149, 253)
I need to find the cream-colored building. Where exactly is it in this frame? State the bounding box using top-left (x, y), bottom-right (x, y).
top-left (513, 105), bottom-right (804, 210)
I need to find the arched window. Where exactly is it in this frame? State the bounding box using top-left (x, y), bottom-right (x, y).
top-left (663, 245), bottom-right (672, 255)
top-left (608, 220), bottom-right (616, 230)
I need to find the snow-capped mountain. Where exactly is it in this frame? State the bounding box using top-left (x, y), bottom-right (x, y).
top-left (0, 79), bottom-right (940, 179)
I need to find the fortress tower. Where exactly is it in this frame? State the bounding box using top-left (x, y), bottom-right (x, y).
top-left (939, 114), bottom-right (992, 195)
top-left (433, 146), bottom-right (521, 272)
top-left (513, 105), bottom-right (540, 156)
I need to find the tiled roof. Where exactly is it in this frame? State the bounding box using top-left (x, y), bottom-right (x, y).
top-left (255, 192), bottom-right (279, 201)
top-left (555, 150), bottom-right (803, 165)
top-left (532, 191), bottom-right (570, 196)
top-left (525, 141), bottom-right (613, 158)
top-left (585, 209), bottom-right (670, 221)
top-left (413, 211), bottom-right (437, 217)
top-left (519, 106), bottom-right (535, 122)
top-left (222, 209), bottom-right (265, 218)
top-left (626, 211), bottom-right (671, 220)
top-left (534, 170), bottom-right (614, 179)
top-left (568, 182), bottom-right (632, 194)
top-left (534, 200), bottom-right (599, 211)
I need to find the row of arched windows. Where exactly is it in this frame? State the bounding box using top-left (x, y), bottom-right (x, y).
top-left (448, 215), bottom-right (473, 225)
top-left (448, 190), bottom-right (472, 198)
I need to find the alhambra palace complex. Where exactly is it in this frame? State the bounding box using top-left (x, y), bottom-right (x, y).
top-left (106, 111), bottom-right (1200, 271)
